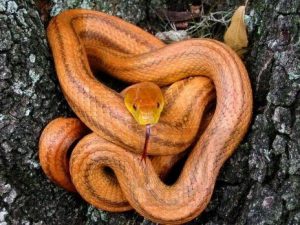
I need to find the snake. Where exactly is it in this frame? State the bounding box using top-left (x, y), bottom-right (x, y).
top-left (39, 9), bottom-right (253, 224)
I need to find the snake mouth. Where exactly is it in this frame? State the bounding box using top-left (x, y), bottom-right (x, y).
top-left (137, 112), bottom-right (160, 125)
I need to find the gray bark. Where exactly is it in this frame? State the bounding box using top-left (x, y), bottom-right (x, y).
top-left (0, 0), bottom-right (299, 224)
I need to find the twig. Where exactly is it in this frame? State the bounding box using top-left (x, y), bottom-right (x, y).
top-left (186, 10), bottom-right (233, 37)
top-left (255, 53), bottom-right (274, 92)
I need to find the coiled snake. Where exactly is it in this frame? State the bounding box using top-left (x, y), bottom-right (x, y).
top-left (39, 9), bottom-right (253, 224)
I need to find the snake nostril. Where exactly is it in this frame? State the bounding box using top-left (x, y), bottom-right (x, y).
top-left (133, 104), bottom-right (137, 111)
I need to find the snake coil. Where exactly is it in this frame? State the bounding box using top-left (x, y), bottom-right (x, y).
top-left (39, 9), bottom-right (253, 224)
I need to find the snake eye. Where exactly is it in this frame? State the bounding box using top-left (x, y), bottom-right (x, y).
top-left (157, 102), bottom-right (160, 108)
top-left (133, 104), bottom-right (137, 111)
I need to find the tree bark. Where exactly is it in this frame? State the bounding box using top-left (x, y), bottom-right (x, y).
top-left (0, 0), bottom-right (299, 224)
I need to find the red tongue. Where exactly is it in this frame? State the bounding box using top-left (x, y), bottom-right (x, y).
top-left (141, 124), bottom-right (151, 162)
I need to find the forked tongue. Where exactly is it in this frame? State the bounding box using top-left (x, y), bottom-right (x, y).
top-left (141, 124), bottom-right (151, 162)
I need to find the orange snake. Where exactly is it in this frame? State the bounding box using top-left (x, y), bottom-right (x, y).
top-left (39, 9), bottom-right (253, 224)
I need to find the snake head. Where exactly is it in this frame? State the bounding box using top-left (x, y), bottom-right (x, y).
top-left (124, 82), bottom-right (164, 125)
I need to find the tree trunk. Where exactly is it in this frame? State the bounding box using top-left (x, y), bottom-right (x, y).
top-left (0, 0), bottom-right (299, 224)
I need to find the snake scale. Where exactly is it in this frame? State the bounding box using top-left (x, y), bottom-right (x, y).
top-left (39, 9), bottom-right (253, 224)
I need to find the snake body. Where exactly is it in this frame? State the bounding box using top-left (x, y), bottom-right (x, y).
top-left (40, 9), bottom-right (253, 224)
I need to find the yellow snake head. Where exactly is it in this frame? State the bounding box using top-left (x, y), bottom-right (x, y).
top-left (123, 82), bottom-right (164, 125)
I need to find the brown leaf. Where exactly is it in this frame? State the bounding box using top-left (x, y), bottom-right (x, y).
top-left (224, 6), bottom-right (248, 57)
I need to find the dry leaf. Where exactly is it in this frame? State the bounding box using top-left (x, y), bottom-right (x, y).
top-left (224, 6), bottom-right (248, 56)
